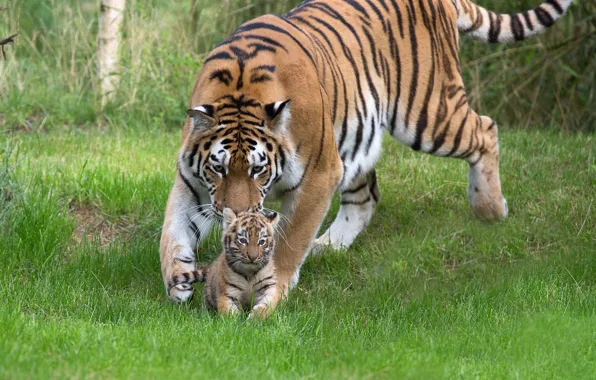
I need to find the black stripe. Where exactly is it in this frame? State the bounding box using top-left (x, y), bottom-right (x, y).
top-left (404, 3), bottom-right (419, 133)
top-left (251, 64), bottom-right (276, 73)
top-left (535, 7), bottom-right (555, 27)
top-left (365, 116), bottom-right (376, 154)
top-left (304, 14), bottom-right (369, 120)
top-left (187, 216), bottom-right (200, 239)
top-left (309, 2), bottom-right (380, 116)
top-left (209, 69), bottom-right (233, 86)
top-left (225, 281), bottom-right (244, 292)
top-left (242, 34), bottom-right (289, 52)
top-left (389, 0), bottom-right (405, 38)
top-left (369, 171), bottom-right (379, 204)
top-left (488, 12), bottom-right (501, 43)
top-left (510, 14), bottom-right (525, 41)
top-left (314, 92), bottom-right (326, 167)
top-left (282, 154), bottom-right (312, 194)
top-left (254, 275), bottom-right (274, 287)
top-left (522, 11), bottom-right (534, 31)
top-left (204, 51), bottom-right (233, 64)
top-left (188, 144), bottom-right (199, 168)
top-left (256, 282), bottom-right (276, 293)
top-left (545, 0), bottom-right (564, 15)
top-left (238, 19), bottom-right (316, 68)
top-left (447, 109), bottom-right (470, 156)
top-left (341, 196), bottom-right (371, 206)
top-left (411, 0), bottom-right (437, 152)
top-left (342, 182), bottom-right (368, 194)
top-left (363, 0), bottom-right (387, 33)
top-left (344, 0), bottom-right (370, 19)
top-left (175, 257), bottom-right (194, 264)
top-left (179, 169), bottom-right (201, 205)
top-left (351, 106), bottom-right (365, 160)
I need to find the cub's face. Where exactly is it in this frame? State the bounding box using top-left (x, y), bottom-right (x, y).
top-left (221, 208), bottom-right (278, 272)
top-left (179, 94), bottom-right (291, 217)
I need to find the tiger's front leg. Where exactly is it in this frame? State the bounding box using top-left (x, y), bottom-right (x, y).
top-left (160, 179), bottom-right (213, 303)
top-left (274, 162), bottom-right (343, 296)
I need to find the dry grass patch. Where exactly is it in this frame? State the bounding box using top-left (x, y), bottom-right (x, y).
top-left (70, 202), bottom-right (132, 248)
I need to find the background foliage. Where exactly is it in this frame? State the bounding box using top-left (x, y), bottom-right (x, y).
top-left (0, 0), bottom-right (594, 133)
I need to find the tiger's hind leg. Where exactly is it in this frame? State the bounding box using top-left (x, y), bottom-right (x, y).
top-left (465, 115), bottom-right (508, 221)
top-left (312, 170), bottom-right (380, 253)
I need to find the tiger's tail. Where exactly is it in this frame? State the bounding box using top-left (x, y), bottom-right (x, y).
top-left (456, 0), bottom-right (572, 43)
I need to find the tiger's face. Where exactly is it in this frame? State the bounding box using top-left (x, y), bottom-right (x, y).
top-left (179, 94), bottom-right (291, 216)
top-left (222, 208), bottom-right (278, 273)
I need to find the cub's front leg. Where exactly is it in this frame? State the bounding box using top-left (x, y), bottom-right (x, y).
top-left (249, 277), bottom-right (280, 320)
top-left (217, 295), bottom-right (242, 316)
top-left (160, 178), bottom-right (213, 303)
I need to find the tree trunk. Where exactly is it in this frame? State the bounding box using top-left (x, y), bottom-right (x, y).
top-left (191, 0), bottom-right (200, 42)
top-left (97, 0), bottom-right (125, 106)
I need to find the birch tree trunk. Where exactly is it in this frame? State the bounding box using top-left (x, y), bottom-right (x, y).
top-left (98, 0), bottom-right (125, 106)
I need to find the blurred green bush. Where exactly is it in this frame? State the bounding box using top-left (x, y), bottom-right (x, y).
top-left (0, 0), bottom-right (593, 132)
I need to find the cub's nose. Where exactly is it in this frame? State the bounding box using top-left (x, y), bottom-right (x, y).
top-left (247, 250), bottom-right (260, 262)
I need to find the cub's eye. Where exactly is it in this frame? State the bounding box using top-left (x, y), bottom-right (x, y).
top-left (212, 164), bottom-right (225, 174)
top-left (258, 239), bottom-right (266, 246)
top-left (238, 237), bottom-right (248, 245)
top-left (251, 165), bottom-right (265, 177)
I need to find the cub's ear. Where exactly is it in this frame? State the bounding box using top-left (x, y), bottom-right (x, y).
top-left (264, 100), bottom-right (291, 132)
top-left (222, 208), bottom-right (237, 231)
top-left (264, 210), bottom-right (279, 227)
top-left (187, 105), bottom-right (216, 132)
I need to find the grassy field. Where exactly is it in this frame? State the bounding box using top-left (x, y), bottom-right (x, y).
top-left (1, 0), bottom-right (595, 377)
top-left (0, 127), bottom-right (594, 378)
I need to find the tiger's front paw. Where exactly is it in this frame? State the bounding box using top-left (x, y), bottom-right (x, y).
top-left (311, 233), bottom-right (343, 255)
top-left (168, 282), bottom-right (194, 303)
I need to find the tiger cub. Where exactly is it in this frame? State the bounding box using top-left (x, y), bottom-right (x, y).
top-left (200, 208), bottom-right (279, 318)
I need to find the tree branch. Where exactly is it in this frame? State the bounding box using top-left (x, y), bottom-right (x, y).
top-left (0, 33), bottom-right (17, 60)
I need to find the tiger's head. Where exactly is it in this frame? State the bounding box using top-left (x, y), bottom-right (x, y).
top-left (222, 208), bottom-right (278, 273)
top-left (178, 93), bottom-right (292, 216)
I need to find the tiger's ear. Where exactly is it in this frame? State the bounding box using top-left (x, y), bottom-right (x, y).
top-left (222, 208), bottom-right (237, 231)
top-left (264, 100), bottom-right (291, 133)
top-left (264, 210), bottom-right (279, 228)
top-left (187, 105), bottom-right (216, 133)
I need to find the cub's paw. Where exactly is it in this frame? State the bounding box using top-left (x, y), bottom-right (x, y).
top-left (248, 304), bottom-right (273, 320)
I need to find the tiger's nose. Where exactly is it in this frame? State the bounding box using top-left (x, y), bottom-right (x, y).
top-left (247, 250), bottom-right (260, 261)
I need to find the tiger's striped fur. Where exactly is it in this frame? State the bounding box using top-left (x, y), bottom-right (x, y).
top-left (200, 209), bottom-right (279, 318)
top-left (160, 0), bottom-right (572, 307)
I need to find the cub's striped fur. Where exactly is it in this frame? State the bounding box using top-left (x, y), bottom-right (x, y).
top-left (160, 0), bottom-right (572, 308)
top-left (198, 209), bottom-right (279, 318)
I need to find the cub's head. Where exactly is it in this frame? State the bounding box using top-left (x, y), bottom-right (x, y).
top-left (178, 93), bottom-right (292, 217)
top-left (221, 208), bottom-right (278, 272)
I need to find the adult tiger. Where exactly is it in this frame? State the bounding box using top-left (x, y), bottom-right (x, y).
top-left (160, 0), bottom-right (572, 304)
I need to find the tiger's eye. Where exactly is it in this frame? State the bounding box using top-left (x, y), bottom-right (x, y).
top-left (251, 165), bottom-right (264, 176)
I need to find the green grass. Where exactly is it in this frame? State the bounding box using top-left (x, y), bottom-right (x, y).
top-left (0, 127), bottom-right (594, 378)
top-left (1, 0), bottom-right (595, 376)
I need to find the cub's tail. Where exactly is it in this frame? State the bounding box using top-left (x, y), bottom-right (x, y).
top-left (456, 0), bottom-right (572, 43)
